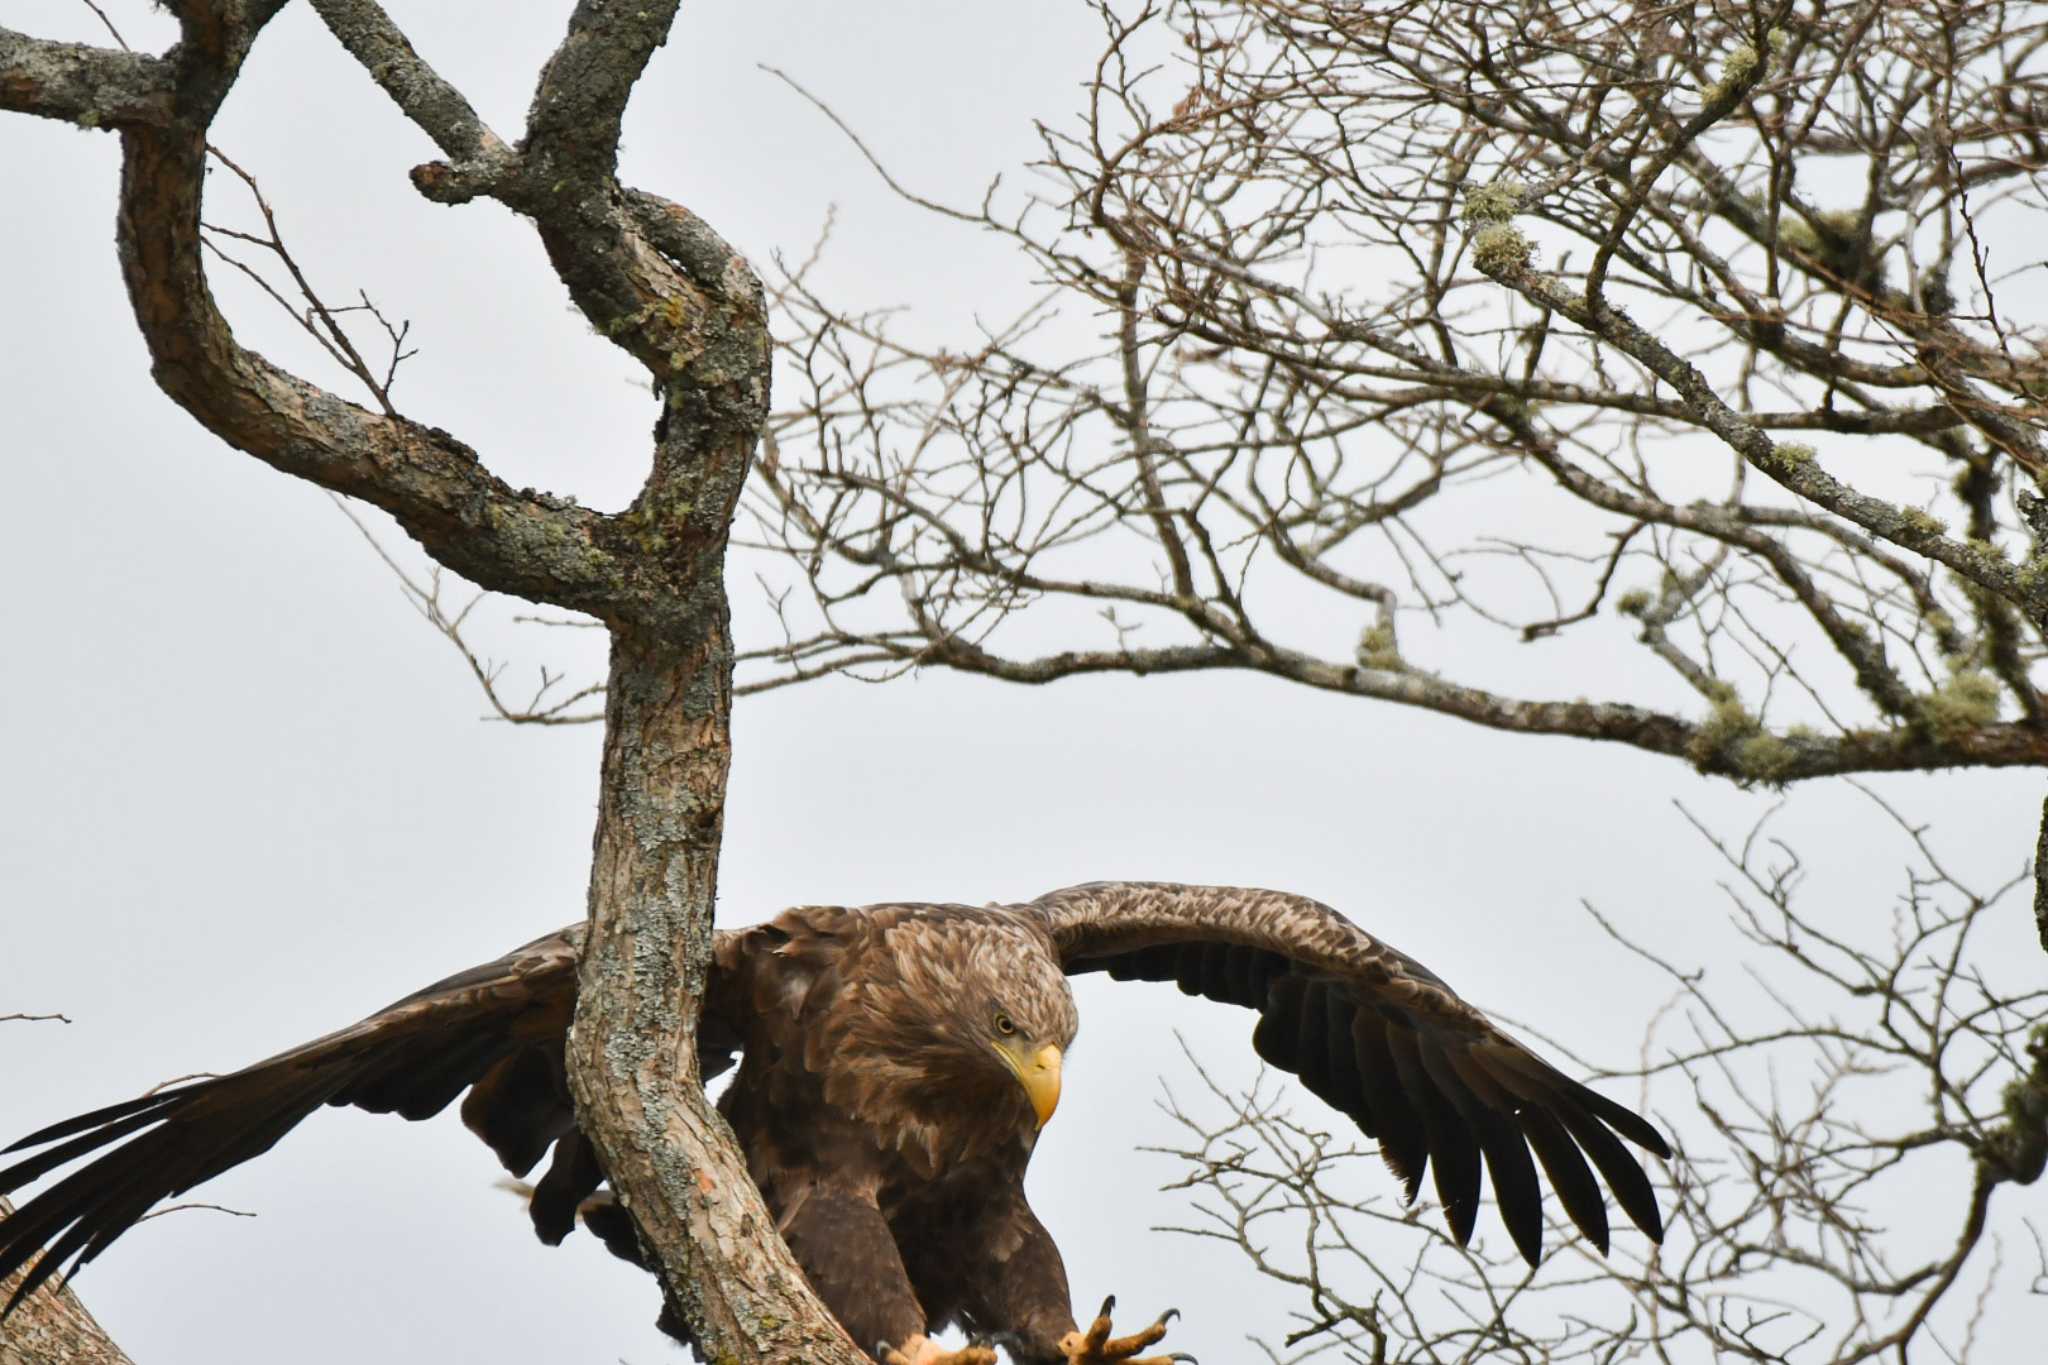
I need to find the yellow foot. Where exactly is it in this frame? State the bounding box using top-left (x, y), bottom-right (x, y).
top-left (1059, 1296), bottom-right (1194, 1365)
top-left (878, 1334), bottom-right (999, 1365)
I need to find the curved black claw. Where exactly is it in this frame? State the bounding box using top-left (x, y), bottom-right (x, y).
top-left (1062, 1295), bottom-right (1184, 1365)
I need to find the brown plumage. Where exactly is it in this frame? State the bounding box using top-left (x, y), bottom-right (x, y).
top-left (0, 883), bottom-right (1670, 1361)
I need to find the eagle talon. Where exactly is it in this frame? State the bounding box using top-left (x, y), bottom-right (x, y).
top-left (879, 1336), bottom-right (998, 1365)
top-left (1060, 1297), bottom-right (1182, 1365)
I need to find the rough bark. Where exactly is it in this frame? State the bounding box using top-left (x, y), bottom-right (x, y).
top-left (0, 1199), bottom-right (136, 1365)
top-left (2035, 796), bottom-right (2048, 954)
top-left (566, 629), bottom-right (861, 1362)
top-left (1, 1), bottom-right (866, 1359)
top-left (0, 28), bottom-right (170, 127)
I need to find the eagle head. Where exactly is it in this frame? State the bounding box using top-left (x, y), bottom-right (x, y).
top-left (834, 913), bottom-right (1079, 1168)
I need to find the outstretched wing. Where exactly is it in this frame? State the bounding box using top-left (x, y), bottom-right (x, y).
top-left (0, 924), bottom-right (762, 1310)
top-left (1032, 882), bottom-right (1670, 1264)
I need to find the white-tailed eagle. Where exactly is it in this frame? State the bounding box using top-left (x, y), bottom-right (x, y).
top-left (1, 883), bottom-right (1668, 1364)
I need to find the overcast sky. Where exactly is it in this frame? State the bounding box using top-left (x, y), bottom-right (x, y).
top-left (4, 3), bottom-right (2044, 1362)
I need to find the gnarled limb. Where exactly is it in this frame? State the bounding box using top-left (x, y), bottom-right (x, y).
top-left (3, 1), bottom-right (861, 1359)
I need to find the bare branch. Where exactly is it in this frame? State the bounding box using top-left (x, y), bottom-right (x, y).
top-left (2035, 795), bottom-right (2048, 954)
top-left (135, 1202), bottom-right (255, 1224)
top-left (330, 497), bottom-right (606, 725)
top-left (200, 146), bottom-right (413, 416)
top-left (744, 0), bottom-right (2048, 787)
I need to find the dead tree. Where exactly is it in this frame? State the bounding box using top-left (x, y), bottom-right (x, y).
top-left (0, 4), bottom-right (862, 1362)
top-left (751, 0), bottom-right (2048, 792)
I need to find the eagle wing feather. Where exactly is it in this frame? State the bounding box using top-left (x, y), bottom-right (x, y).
top-left (0, 923), bottom-right (765, 1308)
top-left (1031, 881), bottom-right (1669, 1263)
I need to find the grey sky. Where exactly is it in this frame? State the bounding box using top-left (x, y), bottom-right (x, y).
top-left (4, 3), bottom-right (2043, 1361)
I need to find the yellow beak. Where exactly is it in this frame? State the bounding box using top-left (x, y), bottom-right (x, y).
top-left (998, 1042), bottom-right (1064, 1128)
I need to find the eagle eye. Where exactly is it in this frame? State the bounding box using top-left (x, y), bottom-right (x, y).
top-left (994, 1011), bottom-right (1017, 1036)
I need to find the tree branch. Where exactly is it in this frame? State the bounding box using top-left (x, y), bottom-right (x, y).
top-left (2035, 795), bottom-right (2048, 955)
top-left (0, 28), bottom-right (170, 127)
top-left (748, 1), bottom-right (2048, 788)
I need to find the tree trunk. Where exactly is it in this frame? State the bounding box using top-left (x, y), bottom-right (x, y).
top-left (565, 621), bottom-right (863, 1362)
top-left (0, 1198), bottom-right (136, 1365)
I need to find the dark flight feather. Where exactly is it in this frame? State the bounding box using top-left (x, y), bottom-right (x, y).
top-left (1039, 882), bottom-right (1671, 1263)
top-left (530, 1130), bottom-right (606, 1246)
top-left (462, 1046), bottom-right (573, 1177)
top-left (1384, 1021), bottom-right (1481, 1243)
top-left (1516, 1104), bottom-right (1609, 1252)
top-left (1348, 1013), bottom-right (1427, 1196)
